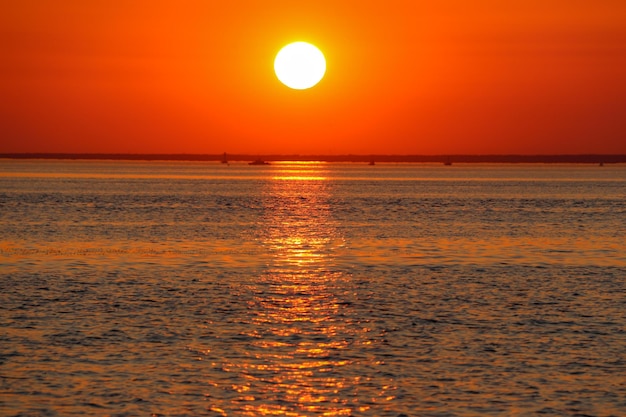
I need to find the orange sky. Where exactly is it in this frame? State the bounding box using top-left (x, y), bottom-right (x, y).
top-left (1, 1), bottom-right (625, 155)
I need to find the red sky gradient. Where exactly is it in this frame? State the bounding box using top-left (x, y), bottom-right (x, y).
top-left (1, 1), bottom-right (625, 155)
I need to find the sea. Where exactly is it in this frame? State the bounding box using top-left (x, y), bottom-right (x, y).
top-left (1, 159), bottom-right (625, 417)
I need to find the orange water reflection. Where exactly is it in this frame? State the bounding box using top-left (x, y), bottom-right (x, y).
top-left (217, 164), bottom-right (375, 416)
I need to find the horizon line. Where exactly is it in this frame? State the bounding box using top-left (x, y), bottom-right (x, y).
top-left (1, 153), bottom-right (625, 164)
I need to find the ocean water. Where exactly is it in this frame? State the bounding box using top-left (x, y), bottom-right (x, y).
top-left (1, 160), bottom-right (625, 416)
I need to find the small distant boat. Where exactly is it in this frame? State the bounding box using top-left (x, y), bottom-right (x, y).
top-left (443, 160), bottom-right (452, 166)
top-left (249, 159), bottom-right (270, 165)
top-left (599, 162), bottom-right (604, 167)
top-left (220, 152), bottom-right (228, 164)
top-left (369, 160), bottom-right (375, 166)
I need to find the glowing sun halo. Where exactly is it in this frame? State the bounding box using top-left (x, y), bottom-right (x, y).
top-left (274, 42), bottom-right (326, 90)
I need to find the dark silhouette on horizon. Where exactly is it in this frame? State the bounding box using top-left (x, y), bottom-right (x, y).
top-left (2, 153), bottom-right (626, 164)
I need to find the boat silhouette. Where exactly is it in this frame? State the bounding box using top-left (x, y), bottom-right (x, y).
top-left (249, 159), bottom-right (270, 165)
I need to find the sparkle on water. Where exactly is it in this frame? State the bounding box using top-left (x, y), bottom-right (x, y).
top-left (1, 160), bottom-right (625, 416)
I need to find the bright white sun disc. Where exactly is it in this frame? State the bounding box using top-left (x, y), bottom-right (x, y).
top-left (274, 42), bottom-right (326, 90)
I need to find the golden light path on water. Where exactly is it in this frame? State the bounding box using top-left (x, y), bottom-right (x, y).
top-left (2, 161), bottom-right (626, 416)
top-left (211, 162), bottom-right (390, 416)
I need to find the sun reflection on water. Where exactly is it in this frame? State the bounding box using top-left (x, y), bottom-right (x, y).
top-left (210, 163), bottom-right (383, 416)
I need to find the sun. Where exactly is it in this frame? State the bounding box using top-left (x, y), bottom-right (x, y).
top-left (274, 42), bottom-right (326, 90)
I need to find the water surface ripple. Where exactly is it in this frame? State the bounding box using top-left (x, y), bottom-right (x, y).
top-left (1, 161), bottom-right (625, 416)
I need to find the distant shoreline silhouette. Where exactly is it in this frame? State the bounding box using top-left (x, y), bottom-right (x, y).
top-left (1, 153), bottom-right (625, 164)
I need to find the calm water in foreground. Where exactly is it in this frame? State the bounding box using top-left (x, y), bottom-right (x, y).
top-left (1, 160), bottom-right (625, 416)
